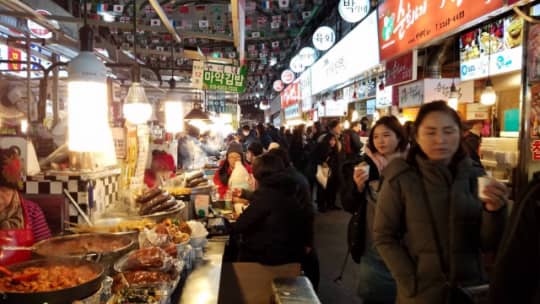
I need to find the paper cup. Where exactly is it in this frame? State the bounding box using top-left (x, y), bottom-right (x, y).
top-left (355, 163), bottom-right (370, 176)
top-left (477, 176), bottom-right (491, 200)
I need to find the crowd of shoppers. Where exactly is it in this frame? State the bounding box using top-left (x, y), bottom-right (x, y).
top-left (221, 101), bottom-right (537, 304)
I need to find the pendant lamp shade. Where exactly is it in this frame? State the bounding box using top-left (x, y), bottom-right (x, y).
top-left (184, 102), bottom-right (210, 120)
top-left (67, 51), bottom-right (109, 152)
top-left (123, 82), bottom-right (152, 124)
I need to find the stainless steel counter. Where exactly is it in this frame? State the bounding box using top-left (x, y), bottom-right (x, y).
top-left (179, 240), bottom-right (226, 304)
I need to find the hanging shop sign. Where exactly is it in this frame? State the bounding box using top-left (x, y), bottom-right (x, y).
top-left (312, 26), bottom-right (336, 51)
top-left (192, 61), bottom-right (246, 93)
top-left (290, 55), bottom-right (305, 73)
top-left (366, 99), bottom-right (376, 115)
top-left (357, 78), bottom-right (377, 100)
top-left (298, 71), bottom-right (313, 112)
top-left (311, 12), bottom-right (379, 95)
top-left (281, 82), bottom-right (300, 109)
top-left (27, 10), bottom-right (58, 39)
top-left (377, 0), bottom-right (504, 61)
top-left (320, 99), bottom-right (348, 117)
top-left (273, 79), bottom-right (285, 92)
top-left (338, 0), bottom-right (370, 23)
top-left (385, 51), bottom-right (418, 86)
top-left (398, 78), bottom-right (474, 108)
top-left (399, 80), bottom-right (424, 108)
top-left (281, 69), bottom-right (295, 84)
top-left (284, 104), bottom-right (301, 120)
top-left (527, 23), bottom-right (540, 82)
top-left (466, 103), bottom-right (490, 120)
top-left (376, 85), bottom-right (393, 109)
top-left (460, 15), bottom-right (524, 81)
top-left (299, 47), bottom-right (317, 66)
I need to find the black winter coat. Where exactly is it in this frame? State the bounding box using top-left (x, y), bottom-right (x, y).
top-left (232, 170), bottom-right (314, 265)
top-left (489, 172), bottom-right (540, 304)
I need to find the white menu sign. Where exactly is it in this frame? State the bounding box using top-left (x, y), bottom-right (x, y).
top-left (298, 71), bottom-right (313, 112)
top-left (311, 12), bottom-right (379, 95)
top-left (399, 80), bottom-right (424, 108)
top-left (376, 85), bottom-right (393, 109)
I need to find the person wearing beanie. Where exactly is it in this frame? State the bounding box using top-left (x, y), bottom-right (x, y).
top-left (144, 150), bottom-right (176, 188)
top-left (213, 142), bottom-right (252, 199)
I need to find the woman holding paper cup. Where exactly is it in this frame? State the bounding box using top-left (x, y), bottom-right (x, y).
top-left (341, 116), bottom-right (408, 304)
top-left (373, 101), bottom-right (507, 304)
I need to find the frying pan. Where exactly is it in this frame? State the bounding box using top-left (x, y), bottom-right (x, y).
top-left (0, 258), bottom-right (104, 304)
top-left (33, 233), bottom-right (135, 274)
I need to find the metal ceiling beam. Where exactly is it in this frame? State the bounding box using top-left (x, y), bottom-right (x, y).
top-left (147, 0), bottom-right (181, 43)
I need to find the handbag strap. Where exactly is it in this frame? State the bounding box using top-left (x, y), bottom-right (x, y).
top-left (418, 175), bottom-right (451, 282)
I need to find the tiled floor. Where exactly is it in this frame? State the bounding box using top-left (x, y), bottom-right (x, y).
top-left (314, 207), bottom-right (363, 304)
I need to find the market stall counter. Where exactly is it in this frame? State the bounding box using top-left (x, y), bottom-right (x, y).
top-left (178, 239), bottom-right (227, 304)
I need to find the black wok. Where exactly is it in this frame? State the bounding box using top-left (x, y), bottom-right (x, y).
top-left (0, 258), bottom-right (104, 304)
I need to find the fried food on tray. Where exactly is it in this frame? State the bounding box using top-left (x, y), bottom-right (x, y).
top-left (72, 219), bottom-right (155, 234)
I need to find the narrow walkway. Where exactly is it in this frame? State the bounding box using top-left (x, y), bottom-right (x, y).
top-left (315, 209), bottom-right (362, 304)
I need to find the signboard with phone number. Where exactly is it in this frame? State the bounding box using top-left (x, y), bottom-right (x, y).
top-left (200, 63), bottom-right (247, 93)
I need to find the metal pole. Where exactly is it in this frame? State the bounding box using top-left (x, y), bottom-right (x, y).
top-left (52, 54), bottom-right (59, 127)
top-left (26, 36), bottom-right (31, 124)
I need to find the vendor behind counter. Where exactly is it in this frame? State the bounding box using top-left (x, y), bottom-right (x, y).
top-left (0, 147), bottom-right (51, 265)
top-left (213, 142), bottom-right (252, 200)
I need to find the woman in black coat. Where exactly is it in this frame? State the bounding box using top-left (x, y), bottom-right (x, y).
top-left (232, 153), bottom-right (313, 266)
top-left (313, 133), bottom-right (340, 212)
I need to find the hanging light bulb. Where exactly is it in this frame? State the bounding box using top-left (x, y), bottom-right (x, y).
top-left (343, 120), bottom-right (350, 129)
top-left (480, 78), bottom-right (497, 106)
top-left (67, 13), bottom-right (110, 152)
top-left (123, 82), bottom-right (152, 124)
top-left (164, 89), bottom-right (184, 133)
top-left (448, 81), bottom-right (459, 110)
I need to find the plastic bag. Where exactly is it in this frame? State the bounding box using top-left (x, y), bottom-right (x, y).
top-left (228, 160), bottom-right (252, 191)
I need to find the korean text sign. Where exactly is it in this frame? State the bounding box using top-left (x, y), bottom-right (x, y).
top-left (378, 0), bottom-right (504, 61)
top-left (202, 64), bottom-right (247, 93)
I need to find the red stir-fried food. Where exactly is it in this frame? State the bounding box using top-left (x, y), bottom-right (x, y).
top-left (0, 265), bottom-right (97, 292)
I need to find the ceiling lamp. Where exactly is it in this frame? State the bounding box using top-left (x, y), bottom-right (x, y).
top-left (123, 82), bottom-right (152, 124)
top-left (480, 78), bottom-right (496, 106)
top-left (123, 4), bottom-right (152, 124)
top-left (185, 102), bottom-right (210, 121)
top-left (164, 65), bottom-right (184, 133)
top-left (67, 1), bottom-right (109, 152)
top-left (480, 35), bottom-right (496, 106)
top-left (448, 81), bottom-right (459, 110)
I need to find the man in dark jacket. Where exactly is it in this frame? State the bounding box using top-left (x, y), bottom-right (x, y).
top-left (463, 120), bottom-right (483, 166)
top-left (489, 172), bottom-right (540, 304)
top-left (343, 121), bottom-right (364, 161)
top-left (232, 153), bottom-right (314, 266)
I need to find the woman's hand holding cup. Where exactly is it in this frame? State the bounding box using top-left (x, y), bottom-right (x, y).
top-left (353, 163), bottom-right (370, 192)
top-left (478, 176), bottom-right (508, 211)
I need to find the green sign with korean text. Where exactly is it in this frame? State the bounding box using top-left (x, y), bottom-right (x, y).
top-left (202, 64), bottom-right (246, 93)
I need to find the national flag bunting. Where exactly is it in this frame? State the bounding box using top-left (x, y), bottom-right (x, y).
top-left (278, 0), bottom-right (289, 9)
top-left (113, 5), bottom-right (124, 13)
top-left (261, 0), bottom-right (272, 10)
top-left (179, 6), bottom-right (189, 14)
top-left (96, 3), bottom-right (108, 14)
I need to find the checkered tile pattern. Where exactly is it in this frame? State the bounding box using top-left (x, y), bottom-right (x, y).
top-left (25, 173), bottom-right (120, 224)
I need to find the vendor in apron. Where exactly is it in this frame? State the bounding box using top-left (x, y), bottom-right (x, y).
top-left (0, 147), bottom-right (51, 266)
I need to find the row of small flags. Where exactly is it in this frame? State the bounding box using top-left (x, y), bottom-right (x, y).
top-left (249, 0), bottom-right (291, 11)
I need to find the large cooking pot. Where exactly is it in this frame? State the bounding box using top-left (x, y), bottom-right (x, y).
top-left (0, 258), bottom-right (104, 304)
top-left (33, 233), bottom-right (135, 274)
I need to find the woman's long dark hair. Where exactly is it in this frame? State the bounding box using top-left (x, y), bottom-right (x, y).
top-left (407, 100), bottom-right (467, 167)
top-left (366, 115), bottom-right (408, 154)
top-left (217, 151), bottom-right (248, 186)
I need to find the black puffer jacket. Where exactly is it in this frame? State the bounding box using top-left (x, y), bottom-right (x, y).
top-left (232, 170), bottom-right (313, 265)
